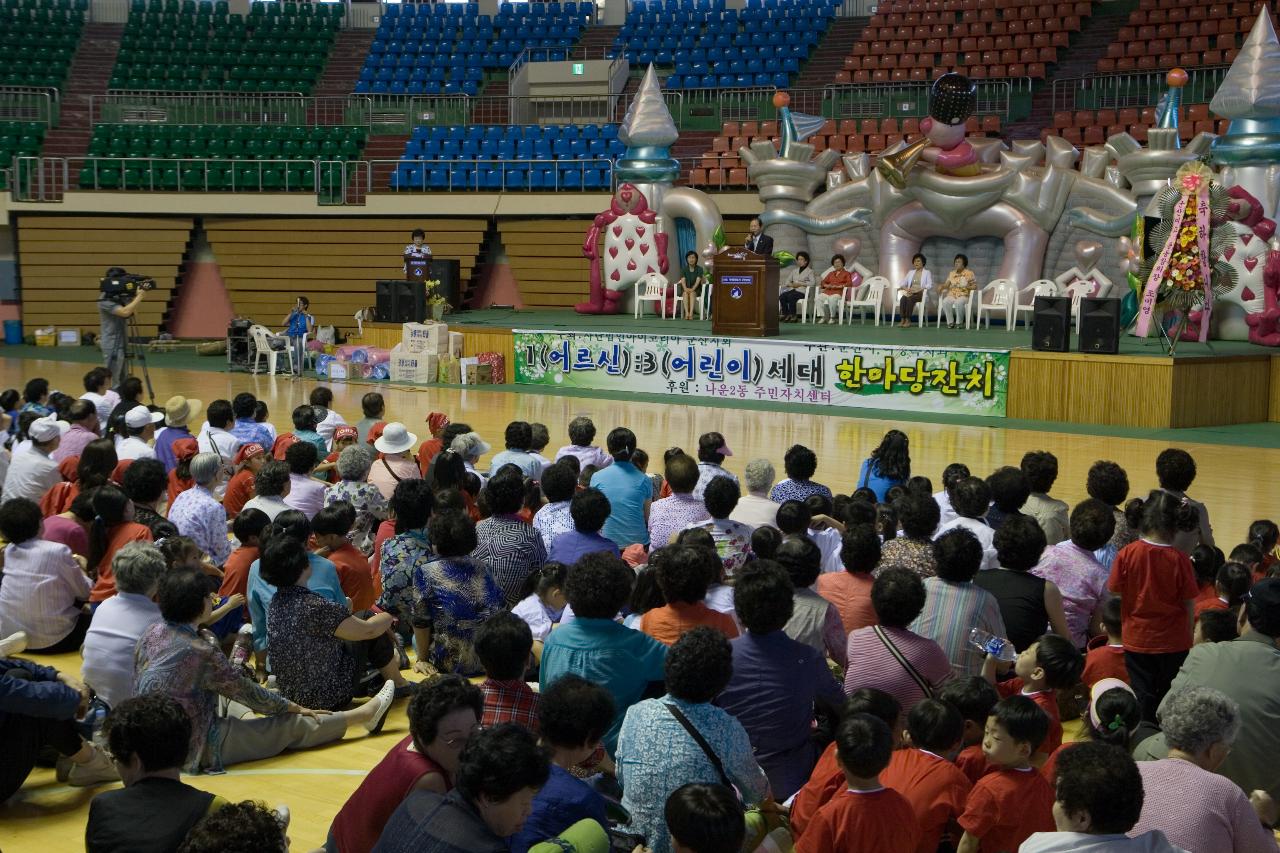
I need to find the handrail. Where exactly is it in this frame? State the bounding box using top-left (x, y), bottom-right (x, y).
top-left (1050, 66), bottom-right (1229, 114)
top-left (0, 87), bottom-right (58, 127)
top-left (90, 92), bottom-right (369, 128)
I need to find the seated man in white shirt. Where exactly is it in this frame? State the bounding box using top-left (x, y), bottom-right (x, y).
top-left (81, 541), bottom-right (167, 708)
top-left (729, 458), bottom-right (782, 530)
top-left (281, 442), bottom-right (328, 520)
top-left (488, 421), bottom-right (543, 480)
top-left (310, 386), bottom-right (346, 450)
top-left (196, 399), bottom-right (242, 462)
top-left (242, 460), bottom-right (292, 521)
top-left (934, 476), bottom-right (998, 571)
top-left (933, 462), bottom-right (970, 530)
top-left (115, 406), bottom-right (164, 461)
top-left (1, 413), bottom-right (67, 503)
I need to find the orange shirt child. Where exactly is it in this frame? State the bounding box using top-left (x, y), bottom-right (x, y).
top-left (1081, 636), bottom-right (1129, 687)
top-left (1107, 539), bottom-right (1198, 654)
top-left (89, 522), bottom-right (155, 602)
top-left (957, 766), bottom-right (1054, 853)
top-left (955, 744), bottom-right (992, 785)
top-left (639, 600), bottom-right (739, 646)
top-left (797, 787), bottom-right (920, 853)
top-left (328, 541), bottom-right (377, 612)
top-left (790, 742), bottom-right (844, 839)
top-left (996, 678), bottom-right (1062, 758)
top-left (881, 748), bottom-right (972, 853)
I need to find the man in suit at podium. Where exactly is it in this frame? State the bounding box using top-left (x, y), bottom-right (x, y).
top-left (745, 217), bottom-right (773, 256)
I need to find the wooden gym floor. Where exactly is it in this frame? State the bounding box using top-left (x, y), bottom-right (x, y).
top-left (1, 356), bottom-right (1277, 852)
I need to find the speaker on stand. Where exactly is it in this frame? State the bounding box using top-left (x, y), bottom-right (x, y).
top-left (1031, 295), bottom-right (1071, 352)
top-left (375, 280), bottom-right (427, 323)
top-left (1078, 297), bottom-right (1121, 354)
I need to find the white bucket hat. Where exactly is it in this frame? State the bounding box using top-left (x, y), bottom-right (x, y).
top-left (125, 405), bottom-right (164, 429)
top-left (374, 421), bottom-right (418, 455)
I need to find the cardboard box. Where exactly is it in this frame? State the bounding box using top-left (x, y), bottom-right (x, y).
top-left (327, 361), bottom-right (350, 380)
top-left (34, 327), bottom-right (56, 347)
top-left (462, 358), bottom-right (493, 385)
top-left (57, 328), bottom-right (81, 346)
top-left (390, 344), bottom-right (439, 384)
top-left (448, 331), bottom-right (464, 358)
top-left (401, 322), bottom-right (449, 355)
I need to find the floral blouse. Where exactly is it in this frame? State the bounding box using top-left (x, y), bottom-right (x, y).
top-left (326, 479), bottom-right (390, 557)
top-left (876, 537), bottom-right (938, 580)
top-left (378, 529), bottom-right (433, 624)
top-left (267, 585), bottom-right (357, 711)
top-left (134, 621), bottom-right (289, 773)
top-left (413, 555), bottom-right (505, 676)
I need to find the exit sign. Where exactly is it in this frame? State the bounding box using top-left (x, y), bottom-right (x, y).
top-left (571, 62), bottom-right (585, 75)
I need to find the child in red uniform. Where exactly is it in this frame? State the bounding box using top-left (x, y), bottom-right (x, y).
top-left (317, 425), bottom-right (358, 484)
top-left (1248, 520), bottom-right (1278, 581)
top-left (956, 696), bottom-right (1055, 853)
top-left (312, 501), bottom-right (376, 612)
top-left (1039, 677), bottom-right (1140, 786)
top-left (983, 633), bottom-right (1083, 764)
top-left (219, 508), bottom-right (270, 613)
top-left (222, 442), bottom-right (265, 518)
top-left (1107, 491), bottom-right (1199, 722)
top-left (1192, 561), bottom-right (1252, 618)
top-left (937, 677), bottom-right (999, 784)
top-left (881, 698), bottom-right (972, 853)
top-left (797, 714), bottom-right (920, 853)
top-left (1081, 596), bottom-right (1128, 687)
top-left (327, 675), bottom-right (483, 853)
top-left (665, 783), bottom-right (746, 853)
top-left (789, 688), bottom-right (901, 839)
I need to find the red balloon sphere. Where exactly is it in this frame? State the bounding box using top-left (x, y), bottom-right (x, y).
top-left (773, 91), bottom-right (791, 108)
top-left (1167, 67), bottom-right (1188, 87)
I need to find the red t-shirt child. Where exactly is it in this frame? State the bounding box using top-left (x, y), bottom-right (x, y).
top-left (996, 678), bottom-right (1062, 757)
top-left (789, 742), bottom-right (844, 839)
top-left (796, 787), bottom-right (920, 853)
top-left (955, 744), bottom-right (993, 785)
top-left (957, 767), bottom-right (1054, 853)
top-left (1193, 596), bottom-right (1229, 618)
top-left (330, 735), bottom-right (445, 853)
top-left (328, 542), bottom-right (376, 612)
top-left (1107, 539), bottom-right (1198, 654)
top-left (219, 545), bottom-right (258, 618)
top-left (222, 468), bottom-right (256, 518)
top-left (1081, 636), bottom-right (1129, 687)
top-left (880, 748), bottom-right (972, 853)
top-left (370, 518), bottom-right (397, 593)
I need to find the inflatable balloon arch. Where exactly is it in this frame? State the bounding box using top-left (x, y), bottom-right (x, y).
top-left (580, 11), bottom-right (1280, 350)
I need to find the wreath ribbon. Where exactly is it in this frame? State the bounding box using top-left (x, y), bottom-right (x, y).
top-left (1135, 192), bottom-right (1190, 338)
top-left (1194, 188), bottom-right (1213, 343)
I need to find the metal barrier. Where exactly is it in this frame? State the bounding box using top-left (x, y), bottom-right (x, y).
top-left (1051, 66), bottom-right (1229, 114)
top-left (836, 0), bottom-right (877, 16)
top-left (0, 87), bottom-right (58, 127)
top-left (8, 155), bottom-right (361, 202)
top-left (89, 93), bottom-right (366, 127)
top-left (689, 80), bottom-right (1012, 125)
top-left (375, 157), bottom-right (616, 192)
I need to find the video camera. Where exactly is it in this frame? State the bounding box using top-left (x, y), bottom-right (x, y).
top-left (100, 267), bottom-right (156, 304)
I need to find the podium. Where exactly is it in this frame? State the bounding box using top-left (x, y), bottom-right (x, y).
top-left (404, 253), bottom-right (431, 284)
top-left (712, 251), bottom-right (779, 337)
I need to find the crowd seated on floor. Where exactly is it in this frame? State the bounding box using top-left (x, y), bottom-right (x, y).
top-left (1, 370), bottom-right (1278, 853)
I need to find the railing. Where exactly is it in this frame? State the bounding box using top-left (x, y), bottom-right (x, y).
top-left (1051, 66), bottom-right (1230, 114)
top-left (688, 80), bottom-right (1012, 124)
top-left (9, 155), bottom-right (355, 202)
top-left (90, 0), bottom-right (130, 23)
top-left (366, 90), bottom-right (680, 131)
top-left (376, 156), bottom-right (616, 192)
top-left (0, 87), bottom-right (58, 127)
top-left (89, 92), bottom-right (365, 127)
top-left (836, 0), bottom-right (877, 16)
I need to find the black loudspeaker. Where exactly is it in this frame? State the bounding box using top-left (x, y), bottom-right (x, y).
top-left (429, 259), bottom-right (463, 310)
top-left (374, 280), bottom-right (426, 323)
top-left (1031, 295), bottom-right (1071, 352)
top-left (1078, 297), bottom-right (1121, 354)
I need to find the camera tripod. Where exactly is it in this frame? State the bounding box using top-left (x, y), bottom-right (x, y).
top-left (121, 312), bottom-right (156, 406)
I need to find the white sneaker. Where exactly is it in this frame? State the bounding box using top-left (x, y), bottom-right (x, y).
top-left (0, 631), bottom-right (28, 657)
top-left (68, 746), bottom-right (120, 787)
top-left (362, 680), bottom-right (396, 734)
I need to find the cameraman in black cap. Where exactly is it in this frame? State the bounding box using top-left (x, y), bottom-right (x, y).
top-left (98, 268), bottom-right (151, 387)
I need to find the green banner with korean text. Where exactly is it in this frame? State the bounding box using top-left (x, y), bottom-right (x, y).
top-left (513, 330), bottom-right (1009, 417)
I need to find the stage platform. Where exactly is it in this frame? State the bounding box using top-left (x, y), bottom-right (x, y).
top-left (352, 309), bottom-right (1280, 430)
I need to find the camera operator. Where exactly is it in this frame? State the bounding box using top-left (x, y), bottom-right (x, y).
top-left (98, 270), bottom-right (150, 388)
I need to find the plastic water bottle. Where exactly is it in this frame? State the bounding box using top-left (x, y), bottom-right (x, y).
top-left (969, 628), bottom-right (1017, 662)
top-left (230, 624), bottom-right (255, 676)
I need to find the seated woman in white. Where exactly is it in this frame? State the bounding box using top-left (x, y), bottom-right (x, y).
top-left (896, 253), bottom-right (933, 327)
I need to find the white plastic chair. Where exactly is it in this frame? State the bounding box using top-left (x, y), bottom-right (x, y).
top-left (1012, 279), bottom-right (1059, 330)
top-left (893, 286), bottom-right (932, 326)
top-left (634, 272), bottom-right (670, 319)
top-left (935, 284), bottom-right (982, 329)
top-left (250, 324), bottom-right (293, 375)
top-left (977, 279), bottom-right (1018, 329)
top-left (843, 276), bottom-right (889, 325)
top-left (1067, 279), bottom-right (1115, 328)
top-left (793, 283), bottom-right (819, 323)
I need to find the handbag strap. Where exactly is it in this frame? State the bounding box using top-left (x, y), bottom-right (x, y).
top-left (664, 703), bottom-right (733, 790)
top-left (381, 457), bottom-right (404, 483)
top-left (872, 626), bottom-right (935, 699)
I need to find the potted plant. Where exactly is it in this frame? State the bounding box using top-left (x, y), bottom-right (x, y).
top-left (425, 279), bottom-right (447, 321)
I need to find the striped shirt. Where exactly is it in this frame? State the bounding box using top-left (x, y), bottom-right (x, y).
top-left (0, 538), bottom-right (91, 649)
top-left (843, 625), bottom-right (954, 712)
top-left (911, 577), bottom-right (1007, 677)
top-left (473, 514), bottom-right (547, 607)
top-left (1130, 758), bottom-right (1277, 853)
